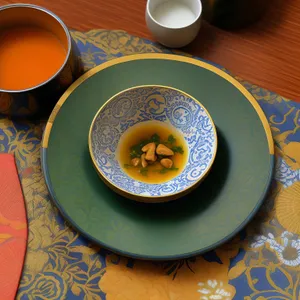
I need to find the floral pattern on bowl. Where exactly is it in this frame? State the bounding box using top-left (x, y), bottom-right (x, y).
top-left (89, 85), bottom-right (217, 201)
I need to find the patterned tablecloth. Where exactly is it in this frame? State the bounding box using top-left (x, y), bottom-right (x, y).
top-left (0, 30), bottom-right (299, 300)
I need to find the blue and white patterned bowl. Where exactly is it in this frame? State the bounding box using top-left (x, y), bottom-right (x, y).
top-left (89, 86), bottom-right (217, 203)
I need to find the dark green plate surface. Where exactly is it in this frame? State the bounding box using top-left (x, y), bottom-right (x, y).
top-left (41, 54), bottom-right (274, 260)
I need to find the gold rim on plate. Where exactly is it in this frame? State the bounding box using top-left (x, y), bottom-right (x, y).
top-left (42, 53), bottom-right (274, 156)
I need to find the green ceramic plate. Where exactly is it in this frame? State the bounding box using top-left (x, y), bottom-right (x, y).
top-left (41, 54), bottom-right (274, 260)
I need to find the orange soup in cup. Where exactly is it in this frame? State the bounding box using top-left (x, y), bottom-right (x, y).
top-left (0, 25), bottom-right (67, 90)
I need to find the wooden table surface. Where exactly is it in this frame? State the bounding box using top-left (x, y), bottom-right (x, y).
top-left (1, 0), bottom-right (300, 102)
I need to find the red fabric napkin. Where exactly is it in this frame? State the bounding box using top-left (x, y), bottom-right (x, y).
top-left (0, 154), bottom-right (28, 299)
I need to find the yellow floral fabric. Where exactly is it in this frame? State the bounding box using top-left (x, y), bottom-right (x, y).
top-left (0, 30), bottom-right (299, 299)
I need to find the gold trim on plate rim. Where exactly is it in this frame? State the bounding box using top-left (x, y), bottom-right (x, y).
top-left (87, 85), bottom-right (218, 202)
top-left (42, 54), bottom-right (274, 155)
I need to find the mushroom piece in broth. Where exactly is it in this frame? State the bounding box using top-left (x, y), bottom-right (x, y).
top-left (117, 121), bottom-right (188, 184)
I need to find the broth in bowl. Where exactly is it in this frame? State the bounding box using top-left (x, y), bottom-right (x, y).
top-left (0, 25), bottom-right (67, 90)
top-left (118, 120), bottom-right (188, 184)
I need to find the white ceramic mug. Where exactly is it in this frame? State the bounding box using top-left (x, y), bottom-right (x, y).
top-left (146, 0), bottom-right (202, 48)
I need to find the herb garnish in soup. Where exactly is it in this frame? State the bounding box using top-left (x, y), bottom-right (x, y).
top-left (118, 121), bottom-right (188, 184)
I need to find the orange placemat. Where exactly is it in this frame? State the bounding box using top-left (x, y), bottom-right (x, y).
top-left (0, 154), bottom-right (27, 300)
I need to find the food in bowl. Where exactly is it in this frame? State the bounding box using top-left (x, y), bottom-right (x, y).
top-left (118, 120), bottom-right (188, 184)
top-left (0, 25), bottom-right (67, 90)
top-left (0, 4), bottom-right (83, 117)
top-left (89, 85), bottom-right (217, 203)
